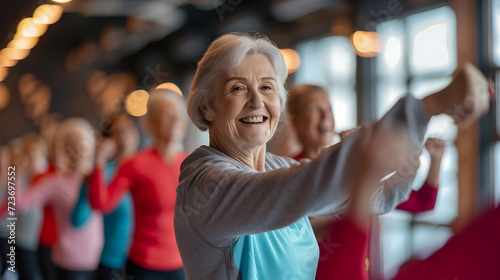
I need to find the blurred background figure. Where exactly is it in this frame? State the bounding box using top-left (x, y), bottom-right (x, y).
top-left (88, 89), bottom-right (188, 280)
top-left (0, 144), bottom-right (14, 280)
top-left (15, 133), bottom-right (47, 280)
top-left (0, 137), bottom-right (44, 280)
top-left (71, 112), bottom-right (138, 280)
top-left (35, 117), bottom-right (61, 280)
top-left (1, 118), bottom-right (103, 280)
top-left (286, 84), bottom-right (446, 279)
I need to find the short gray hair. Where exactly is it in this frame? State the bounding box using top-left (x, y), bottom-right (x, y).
top-left (187, 32), bottom-right (288, 131)
top-left (146, 88), bottom-right (188, 122)
top-left (55, 117), bottom-right (95, 173)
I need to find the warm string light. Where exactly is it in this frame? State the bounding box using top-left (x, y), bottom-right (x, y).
top-left (17, 17), bottom-right (48, 37)
top-left (351, 31), bottom-right (379, 57)
top-left (7, 37), bottom-right (39, 50)
top-left (33, 5), bottom-right (64, 25)
top-left (125, 90), bottom-right (149, 117)
top-left (156, 82), bottom-right (183, 96)
top-left (0, 4), bottom-right (63, 83)
top-left (0, 57), bottom-right (17, 68)
top-left (279, 48), bottom-right (301, 74)
top-left (0, 48), bottom-right (30, 61)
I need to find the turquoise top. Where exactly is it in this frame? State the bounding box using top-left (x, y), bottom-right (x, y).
top-left (233, 216), bottom-right (319, 279)
top-left (71, 161), bottom-right (133, 270)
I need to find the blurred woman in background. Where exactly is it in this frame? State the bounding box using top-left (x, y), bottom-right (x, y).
top-left (16, 133), bottom-right (47, 280)
top-left (2, 118), bottom-right (103, 280)
top-left (0, 136), bottom-right (46, 280)
top-left (287, 84), bottom-right (445, 279)
top-left (71, 113), bottom-right (138, 280)
top-left (88, 89), bottom-right (188, 280)
top-left (35, 116), bottom-right (61, 280)
top-left (0, 144), bottom-right (13, 279)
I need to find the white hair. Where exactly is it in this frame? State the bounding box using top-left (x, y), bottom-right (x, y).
top-left (141, 88), bottom-right (188, 135)
top-left (187, 32), bottom-right (288, 131)
top-left (55, 117), bottom-right (95, 173)
top-left (146, 88), bottom-right (188, 121)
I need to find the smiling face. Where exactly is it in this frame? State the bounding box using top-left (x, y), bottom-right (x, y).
top-left (202, 54), bottom-right (281, 157)
top-left (292, 90), bottom-right (335, 151)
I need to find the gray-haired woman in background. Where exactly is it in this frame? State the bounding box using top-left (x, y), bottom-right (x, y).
top-left (174, 32), bottom-right (491, 279)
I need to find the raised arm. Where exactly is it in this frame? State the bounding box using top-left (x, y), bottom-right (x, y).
top-left (11, 174), bottom-right (60, 214)
top-left (88, 162), bottom-right (134, 214)
top-left (396, 138), bottom-right (444, 212)
top-left (88, 139), bottom-right (133, 214)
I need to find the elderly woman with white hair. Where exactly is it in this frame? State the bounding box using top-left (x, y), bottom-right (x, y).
top-left (174, 32), bottom-right (491, 279)
top-left (88, 89), bottom-right (188, 280)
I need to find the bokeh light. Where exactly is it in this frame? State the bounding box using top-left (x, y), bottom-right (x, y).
top-left (0, 48), bottom-right (30, 61)
top-left (125, 90), bottom-right (149, 117)
top-left (17, 17), bottom-right (48, 38)
top-left (7, 37), bottom-right (39, 50)
top-left (351, 31), bottom-right (379, 57)
top-left (279, 48), bottom-right (301, 73)
top-left (18, 73), bottom-right (39, 102)
top-left (156, 82), bottom-right (183, 96)
top-left (33, 4), bottom-right (64, 25)
top-left (27, 85), bottom-right (51, 120)
top-left (0, 57), bottom-right (17, 68)
top-left (87, 70), bottom-right (109, 98)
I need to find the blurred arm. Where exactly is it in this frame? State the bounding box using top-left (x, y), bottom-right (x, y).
top-left (88, 161), bottom-right (133, 214)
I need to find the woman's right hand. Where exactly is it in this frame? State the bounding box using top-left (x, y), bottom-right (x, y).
top-left (422, 62), bottom-right (492, 125)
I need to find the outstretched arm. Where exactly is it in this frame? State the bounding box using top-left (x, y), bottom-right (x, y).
top-left (177, 95), bottom-right (428, 246)
top-left (177, 62), bottom-right (492, 246)
top-left (396, 138), bottom-right (445, 212)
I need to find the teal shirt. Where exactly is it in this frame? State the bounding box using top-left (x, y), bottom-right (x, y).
top-left (71, 162), bottom-right (133, 270)
top-left (233, 217), bottom-right (319, 279)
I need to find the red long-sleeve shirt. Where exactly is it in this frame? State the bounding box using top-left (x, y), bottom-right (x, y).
top-left (31, 164), bottom-right (58, 248)
top-left (396, 182), bottom-right (438, 212)
top-left (293, 153), bottom-right (439, 279)
top-left (317, 204), bottom-right (500, 280)
top-left (89, 148), bottom-right (186, 271)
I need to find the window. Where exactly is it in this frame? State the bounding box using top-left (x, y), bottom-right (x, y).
top-left (492, 0), bottom-right (500, 68)
top-left (294, 36), bottom-right (357, 133)
top-left (492, 0), bottom-right (500, 207)
top-left (375, 6), bottom-right (457, 278)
